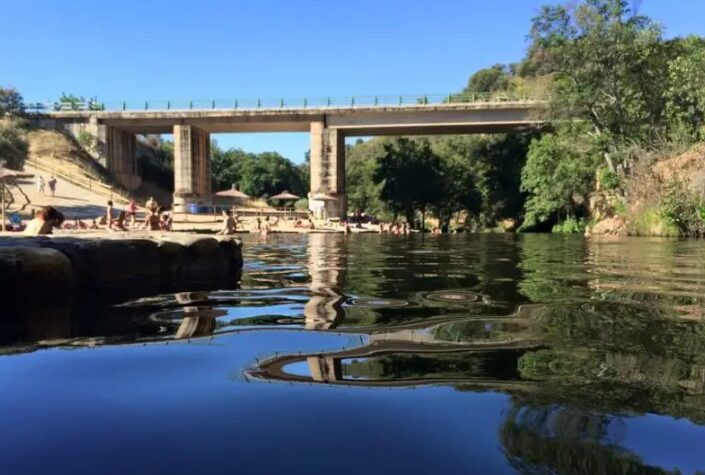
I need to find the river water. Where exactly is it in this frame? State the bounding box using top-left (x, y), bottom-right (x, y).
top-left (2, 233), bottom-right (705, 474)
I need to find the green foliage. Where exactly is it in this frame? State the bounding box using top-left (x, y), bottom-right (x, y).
top-left (551, 217), bottom-right (587, 234)
top-left (0, 87), bottom-right (24, 116)
top-left (627, 208), bottom-right (680, 237)
top-left (597, 166), bottom-right (620, 190)
top-left (293, 197), bottom-right (308, 210)
top-left (373, 138), bottom-right (443, 224)
top-left (53, 93), bottom-right (104, 111)
top-left (345, 138), bottom-right (390, 216)
top-left (211, 141), bottom-right (306, 198)
top-left (521, 125), bottom-right (599, 228)
top-left (346, 134), bottom-right (531, 228)
top-left (664, 35), bottom-right (705, 141)
top-left (137, 135), bottom-right (174, 190)
top-left (0, 121), bottom-right (28, 169)
top-left (464, 64), bottom-right (513, 94)
top-left (77, 130), bottom-right (96, 152)
top-left (656, 182), bottom-right (705, 235)
top-left (529, 0), bottom-right (667, 170)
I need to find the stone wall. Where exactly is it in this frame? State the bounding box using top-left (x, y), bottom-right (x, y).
top-left (0, 233), bottom-right (243, 311)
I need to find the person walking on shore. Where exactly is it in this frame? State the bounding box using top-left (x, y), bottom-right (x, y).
top-left (37, 176), bottom-right (45, 195)
top-left (47, 176), bottom-right (57, 197)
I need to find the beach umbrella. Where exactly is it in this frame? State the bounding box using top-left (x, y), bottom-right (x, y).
top-left (0, 167), bottom-right (34, 232)
top-left (270, 190), bottom-right (299, 201)
top-left (215, 186), bottom-right (250, 199)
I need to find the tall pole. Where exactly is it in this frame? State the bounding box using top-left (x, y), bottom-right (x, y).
top-left (1, 180), bottom-right (5, 232)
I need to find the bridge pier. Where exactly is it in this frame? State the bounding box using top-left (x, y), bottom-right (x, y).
top-left (309, 121), bottom-right (346, 219)
top-left (173, 124), bottom-right (211, 212)
top-left (104, 126), bottom-right (141, 191)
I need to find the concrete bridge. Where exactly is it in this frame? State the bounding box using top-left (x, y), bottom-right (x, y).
top-left (37, 98), bottom-right (546, 217)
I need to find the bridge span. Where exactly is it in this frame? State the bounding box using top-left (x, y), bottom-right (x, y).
top-left (36, 98), bottom-right (546, 217)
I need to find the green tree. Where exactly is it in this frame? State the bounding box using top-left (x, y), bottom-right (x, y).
top-left (521, 125), bottom-right (599, 228)
top-left (463, 64), bottom-right (513, 94)
top-left (55, 93), bottom-right (86, 111)
top-left (373, 138), bottom-right (443, 226)
top-left (211, 145), bottom-right (306, 198)
top-left (137, 135), bottom-right (174, 190)
top-left (346, 138), bottom-right (391, 217)
top-left (0, 122), bottom-right (29, 170)
top-left (529, 0), bottom-right (667, 171)
top-left (0, 87), bottom-right (24, 116)
top-left (664, 35), bottom-right (705, 140)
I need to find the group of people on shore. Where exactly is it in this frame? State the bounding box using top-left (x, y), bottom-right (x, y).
top-left (216, 210), bottom-right (318, 237)
top-left (102, 197), bottom-right (172, 232)
top-left (10, 196), bottom-right (173, 236)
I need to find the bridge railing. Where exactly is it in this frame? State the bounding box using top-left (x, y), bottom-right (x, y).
top-left (25, 91), bottom-right (545, 113)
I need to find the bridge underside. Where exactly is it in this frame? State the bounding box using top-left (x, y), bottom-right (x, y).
top-left (43, 103), bottom-right (546, 217)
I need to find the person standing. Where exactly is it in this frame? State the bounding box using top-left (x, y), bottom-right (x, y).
top-left (37, 176), bottom-right (45, 195)
top-left (145, 196), bottom-right (158, 214)
top-left (47, 176), bottom-right (57, 197)
top-left (126, 199), bottom-right (138, 226)
top-left (106, 200), bottom-right (114, 228)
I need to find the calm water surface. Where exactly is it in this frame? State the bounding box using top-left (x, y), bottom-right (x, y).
top-left (2, 233), bottom-right (705, 474)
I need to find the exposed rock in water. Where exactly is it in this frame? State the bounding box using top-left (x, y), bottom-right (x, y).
top-left (0, 233), bottom-right (243, 342)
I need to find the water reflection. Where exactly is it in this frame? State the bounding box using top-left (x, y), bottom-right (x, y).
top-left (3, 234), bottom-right (705, 473)
top-left (303, 233), bottom-right (346, 330)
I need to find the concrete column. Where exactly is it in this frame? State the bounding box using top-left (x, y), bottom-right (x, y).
top-left (309, 122), bottom-right (346, 219)
top-left (105, 126), bottom-right (141, 191)
top-left (173, 124), bottom-right (211, 211)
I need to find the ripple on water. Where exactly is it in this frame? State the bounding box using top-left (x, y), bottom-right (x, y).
top-left (347, 297), bottom-right (410, 308)
top-left (424, 290), bottom-right (482, 304)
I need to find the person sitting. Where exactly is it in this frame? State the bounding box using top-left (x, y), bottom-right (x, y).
top-left (343, 221), bottom-right (351, 234)
top-left (111, 211), bottom-right (128, 231)
top-left (145, 196), bottom-right (158, 215)
top-left (160, 212), bottom-right (172, 231)
top-left (216, 209), bottom-right (237, 235)
top-left (308, 218), bottom-right (315, 229)
top-left (24, 206), bottom-right (64, 236)
top-left (143, 210), bottom-right (161, 231)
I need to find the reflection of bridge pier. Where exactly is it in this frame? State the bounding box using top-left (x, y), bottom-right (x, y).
top-left (173, 292), bottom-right (217, 339)
top-left (307, 356), bottom-right (343, 382)
top-left (304, 234), bottom-right (346, 331)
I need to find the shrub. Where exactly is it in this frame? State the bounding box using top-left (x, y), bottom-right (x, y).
top-left (597, 166), bottom-right (620, 190)
top-left (77, 130), bottom-right (96, 152)
top-left (0, 121), bottom-right (28, 169)
top-left (551, 217), bottom-right (587, 234)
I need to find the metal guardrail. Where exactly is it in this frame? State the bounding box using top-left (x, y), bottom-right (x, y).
top-left (24, 92), bottom-right (545, 113)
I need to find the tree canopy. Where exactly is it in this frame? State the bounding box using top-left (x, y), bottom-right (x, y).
top-left (0, 87), bottom-right (24, 116)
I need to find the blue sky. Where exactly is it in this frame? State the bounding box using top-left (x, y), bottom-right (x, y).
top-left (2, 0), bottom-right (705, 163)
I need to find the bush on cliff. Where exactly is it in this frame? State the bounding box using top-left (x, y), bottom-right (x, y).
top-left (0, 120), bottom-right (28, 170)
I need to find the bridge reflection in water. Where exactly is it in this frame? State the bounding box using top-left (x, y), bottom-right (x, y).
top-left (303, 233), bottom-right (346, 331)
top-left (3, 234), bottom-right (705, 473)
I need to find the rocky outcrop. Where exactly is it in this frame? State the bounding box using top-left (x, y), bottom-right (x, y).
top-left (0, 233), bottom-right (243, 304)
